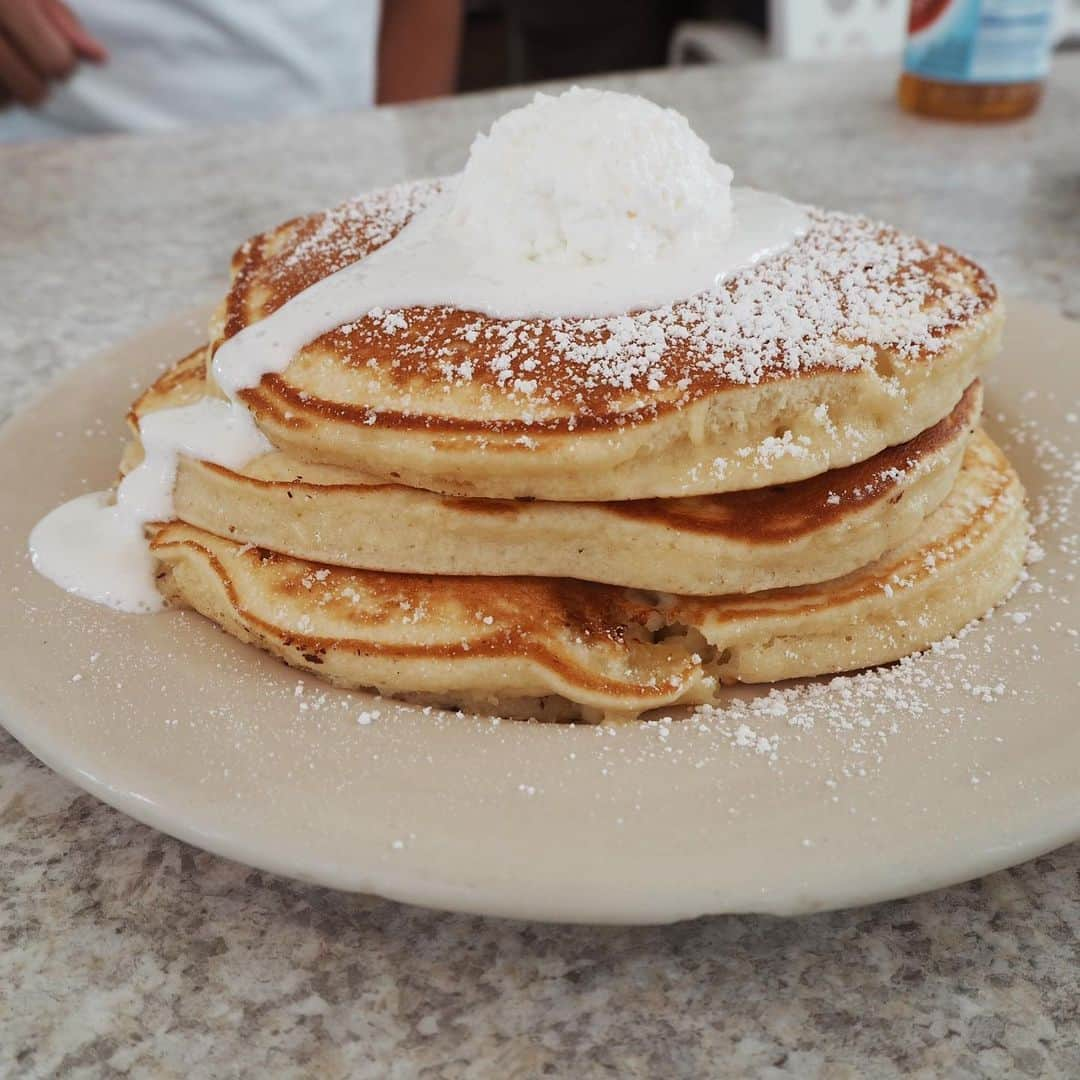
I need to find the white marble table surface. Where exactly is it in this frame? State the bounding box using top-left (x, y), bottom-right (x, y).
top-left (2, 57), bottom-right (1078, 1078)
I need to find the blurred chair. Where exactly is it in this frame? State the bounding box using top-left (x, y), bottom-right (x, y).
top-left (1056, 0), bottom-right (1080, 45)
top-left (669, 20), bottom-right (767, 65)
top-left (768, 0), bottom-right (906, 60)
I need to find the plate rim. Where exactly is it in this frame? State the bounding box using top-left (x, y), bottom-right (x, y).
top-left (1, 299), bottom-right (1078, 925)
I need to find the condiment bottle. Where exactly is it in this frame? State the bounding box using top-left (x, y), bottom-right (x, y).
top-left (898, 0), bottom-right (1056, 121)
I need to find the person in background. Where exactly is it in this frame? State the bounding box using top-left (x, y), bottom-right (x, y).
top-left (0, 0), bottom-right (463, 141)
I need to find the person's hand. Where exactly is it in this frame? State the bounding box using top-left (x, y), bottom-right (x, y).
top-left (0, 0), bottom-right (106, 107)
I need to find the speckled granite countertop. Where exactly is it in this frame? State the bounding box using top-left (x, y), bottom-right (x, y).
top-left (2, 57), bottom-right (1078, 1078)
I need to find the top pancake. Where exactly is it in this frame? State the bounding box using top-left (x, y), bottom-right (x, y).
top-left (212, 180), bottom-right (1001, 500)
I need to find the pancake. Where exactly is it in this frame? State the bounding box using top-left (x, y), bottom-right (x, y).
top-left (150, 429), bottom-right (1029, 722)
top-left (209, 180), bottom-right (1001, 501)
top-left (126, 348), bottom-right (982, 595)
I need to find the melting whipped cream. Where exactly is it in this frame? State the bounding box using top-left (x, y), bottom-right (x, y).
top-left (31, 88), bottom-right (809, 613)
top-left (30, 400), bottom-right (271, 612)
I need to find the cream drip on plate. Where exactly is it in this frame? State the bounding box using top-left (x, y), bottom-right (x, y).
top-left (30, 400), bottom-right (271, 612)
top-left (29, 87), bottom-right (809, 613)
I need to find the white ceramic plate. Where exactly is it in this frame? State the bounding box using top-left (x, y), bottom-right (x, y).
top-left (1, 301), bottom-right (1077, 924)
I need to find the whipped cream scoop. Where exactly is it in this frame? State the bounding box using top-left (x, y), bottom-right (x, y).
top-left (449, 86), bottom-right (736, 266)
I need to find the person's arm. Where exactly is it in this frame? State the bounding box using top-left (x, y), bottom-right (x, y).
top-left (377, 0), bottom-right (463, 105)
top-left (0, 0), bottom-right (106, 106)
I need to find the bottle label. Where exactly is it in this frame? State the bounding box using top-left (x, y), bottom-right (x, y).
top-left (904, 0), bottom-right (1054, 84)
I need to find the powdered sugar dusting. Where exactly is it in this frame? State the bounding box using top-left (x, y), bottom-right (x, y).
top-left (272, 181), bottom-right (440, 289)
top-left (237, 179), bottom-right (994, 418)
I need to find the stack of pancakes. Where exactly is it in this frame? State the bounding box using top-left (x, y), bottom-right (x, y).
top-left (123, 181), bottom-right (1029, 722)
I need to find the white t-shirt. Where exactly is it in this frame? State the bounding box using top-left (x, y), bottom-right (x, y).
top-left (1, 0), bottom-right (380, 141)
